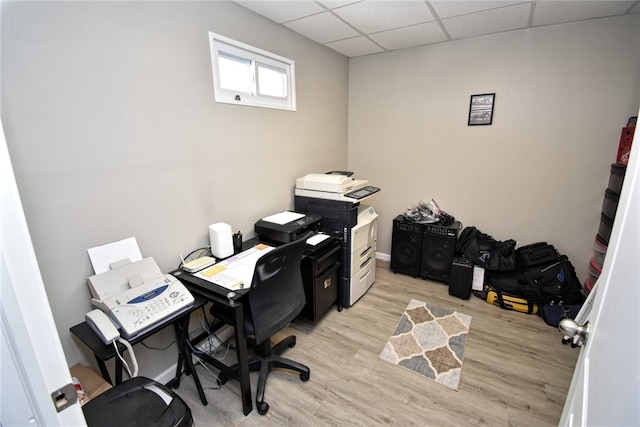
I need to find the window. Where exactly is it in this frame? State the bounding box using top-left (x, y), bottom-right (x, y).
top-left (209, 32), bottom-right (296, 111)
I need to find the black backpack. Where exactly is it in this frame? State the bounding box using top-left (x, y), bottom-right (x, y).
top-left (518, 254), bottom-right (584, 305)
top-left (485, 242), bottom-right (585, 306)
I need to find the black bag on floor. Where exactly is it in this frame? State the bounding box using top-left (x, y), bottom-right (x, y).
top-left (518, 255), bottom-right (584, 305)
top-left (455, 226), bottom-right (517, 271)
top-left (485, 270), bottom-right (520, 295)
top-left (539, 301), bottom-right (582, 327)
top-left (517, 242), bottom-right (560, 268)
top-left (474, 285), bottom-right (538, 314)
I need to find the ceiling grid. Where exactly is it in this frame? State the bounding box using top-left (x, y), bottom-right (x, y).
top-left (232, 0), bottom-right (640, 57)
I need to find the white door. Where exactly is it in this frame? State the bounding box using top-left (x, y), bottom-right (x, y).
top-left (559, 112), bottom-right (640, 425)
top-left (0, 119), bottom-right (87, 426)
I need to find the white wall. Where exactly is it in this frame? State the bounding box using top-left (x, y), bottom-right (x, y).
top-left (349, 15), bottom-right (640, 282)
top-left (1, 1), bottom-right (348, 377)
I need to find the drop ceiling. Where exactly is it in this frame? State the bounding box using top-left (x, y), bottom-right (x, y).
top-left (232, 0), bottom-right (640, 57)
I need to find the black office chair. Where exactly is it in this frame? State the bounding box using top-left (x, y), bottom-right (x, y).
top-left (212, 235), bottom-right (311, 415)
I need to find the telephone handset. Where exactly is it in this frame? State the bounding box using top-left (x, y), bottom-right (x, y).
top-left (86, 309), bottom-right (120, 344)
top-left (85, 309), bottom-right (139, 377)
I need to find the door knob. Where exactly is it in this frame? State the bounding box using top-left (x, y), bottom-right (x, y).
top-left (559, 319), bottom-right (590, 347)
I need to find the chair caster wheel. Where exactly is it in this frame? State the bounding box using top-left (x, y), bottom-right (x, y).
top-left (257, 401), bottom-right (269, 415)
top-left (300, 371), bottom-right (310, 382)
top-left (217, 372), bottom-right (227, 386)
top-left (289, 336), bottom-right (296, 348)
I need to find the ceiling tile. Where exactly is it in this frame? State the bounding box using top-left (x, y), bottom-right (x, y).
top-left (234, 0), bottom-right (324, 23)
top-left (325, 36), bottom-right (386, 57)
top-left (231, 0), bottom-right (640, 58)
top-left (334, 0), bottom-right (435, 34)
top-left (532, 1), bottom-right (635, 26)
top-left (316, 0), bottom-right (361, 9)
top-left (285, 11), bottom-right (361, 43)
top-left (443, 2), bottom-right (530, 39)
top-left (430, 1), bottom-right (528, 19)
top-left (369, 21), bottom-right (448, 50)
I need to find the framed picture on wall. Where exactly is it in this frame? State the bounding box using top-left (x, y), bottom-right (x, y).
top-left (468, 93), bottom-right (495, 126)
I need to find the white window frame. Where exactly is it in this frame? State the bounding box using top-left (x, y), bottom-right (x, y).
top-left (208, 32), bottom-right (296, 111)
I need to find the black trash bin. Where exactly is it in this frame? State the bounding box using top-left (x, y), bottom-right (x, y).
top-left (82, 377), bottom-right (192, 427)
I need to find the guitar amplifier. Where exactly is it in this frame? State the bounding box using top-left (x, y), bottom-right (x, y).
top-left (420, 221), bottom-right (460, 282)
top-left (448, 256), bottom-right (474, 299)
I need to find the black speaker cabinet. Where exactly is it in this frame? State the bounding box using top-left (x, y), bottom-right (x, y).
top-left (391, 216), bottom-right (423, 277)
top-left (449, 256), bottom-right (474, 299)
top-left (420, 221), bottom-right (460, 283)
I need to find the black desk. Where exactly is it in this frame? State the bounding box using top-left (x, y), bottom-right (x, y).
top-left (70, 297), bottom-right (206, 391)
top-left (170, 268), bottom-right (254, 416)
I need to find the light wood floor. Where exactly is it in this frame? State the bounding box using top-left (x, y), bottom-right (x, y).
top-left (175, 260), bottom-right (579, 426)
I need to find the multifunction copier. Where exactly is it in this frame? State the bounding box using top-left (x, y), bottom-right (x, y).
top-left (294, 172), bottom-right (380, 308)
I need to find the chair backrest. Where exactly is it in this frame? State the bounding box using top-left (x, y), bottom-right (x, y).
top-left (247, 235), bottom-right (309, 344)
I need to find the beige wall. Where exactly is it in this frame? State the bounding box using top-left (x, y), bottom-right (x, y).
top-left (3, 0), bottom-right (640, 380)
top-left (1, 1), bottom-right (348, 377)
top-left (349, 14), bottom-right (640, 282)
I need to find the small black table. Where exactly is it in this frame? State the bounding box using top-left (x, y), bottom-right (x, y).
top-left (70, 297), bottom-right (207, 391)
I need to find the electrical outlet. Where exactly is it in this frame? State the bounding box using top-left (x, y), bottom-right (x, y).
top-left (195, 336), bottom-right (222, 353)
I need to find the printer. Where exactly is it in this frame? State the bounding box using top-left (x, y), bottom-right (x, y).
top-left (295, 172), bottom-right (380, 202)
top-left (255, 211), bottom-right (322, 244)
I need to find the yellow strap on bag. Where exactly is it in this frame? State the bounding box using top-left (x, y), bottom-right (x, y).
top-left (486, 288), bottom-right (539, 314)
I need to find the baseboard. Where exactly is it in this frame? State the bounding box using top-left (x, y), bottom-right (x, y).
top-left (377, 252), bottom-right (390, 262)
top-left (155, 363), bottom-right (179, 385)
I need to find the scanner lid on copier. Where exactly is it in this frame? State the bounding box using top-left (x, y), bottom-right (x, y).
top-left (295, 173), bottom-right (368, 194)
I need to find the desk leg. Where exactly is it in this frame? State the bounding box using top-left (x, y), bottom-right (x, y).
top-left (232, 302), bottom-right (253, 416)
top-left (94, 356), bottom-right (113, 385)
top-left (115, 356), bottom-right (123, 385)
top-left (172, 316), bottom-right (208, 406)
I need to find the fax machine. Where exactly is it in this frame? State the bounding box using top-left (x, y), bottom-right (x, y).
top-left (87, 257), bottom-right (194, 339)
top-left (295, 172), bottom-right (380, 202)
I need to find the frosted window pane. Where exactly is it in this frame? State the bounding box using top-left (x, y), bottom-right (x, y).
top-left (219, 53), bottom-right (252, 94)
top-left (257, 65), bottom-right (287, 98)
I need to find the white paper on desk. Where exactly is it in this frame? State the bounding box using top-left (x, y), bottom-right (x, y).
top-left (306, 233), bottom-right (330, 246)
top-left (87, 237), bottom-right (143, 274)
top-left (261, 211), bottom-right (304, 225)
top-left (195, 244), bottom-right (274, 290)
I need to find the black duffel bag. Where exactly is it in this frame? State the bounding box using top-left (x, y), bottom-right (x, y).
top-left (455, 226), bottom-right (517, 271)
top-left (518, 255), bottom-right (585, 305)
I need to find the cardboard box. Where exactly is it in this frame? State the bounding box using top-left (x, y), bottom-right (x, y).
top-left (70, 363), bottom-right (112, 405)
